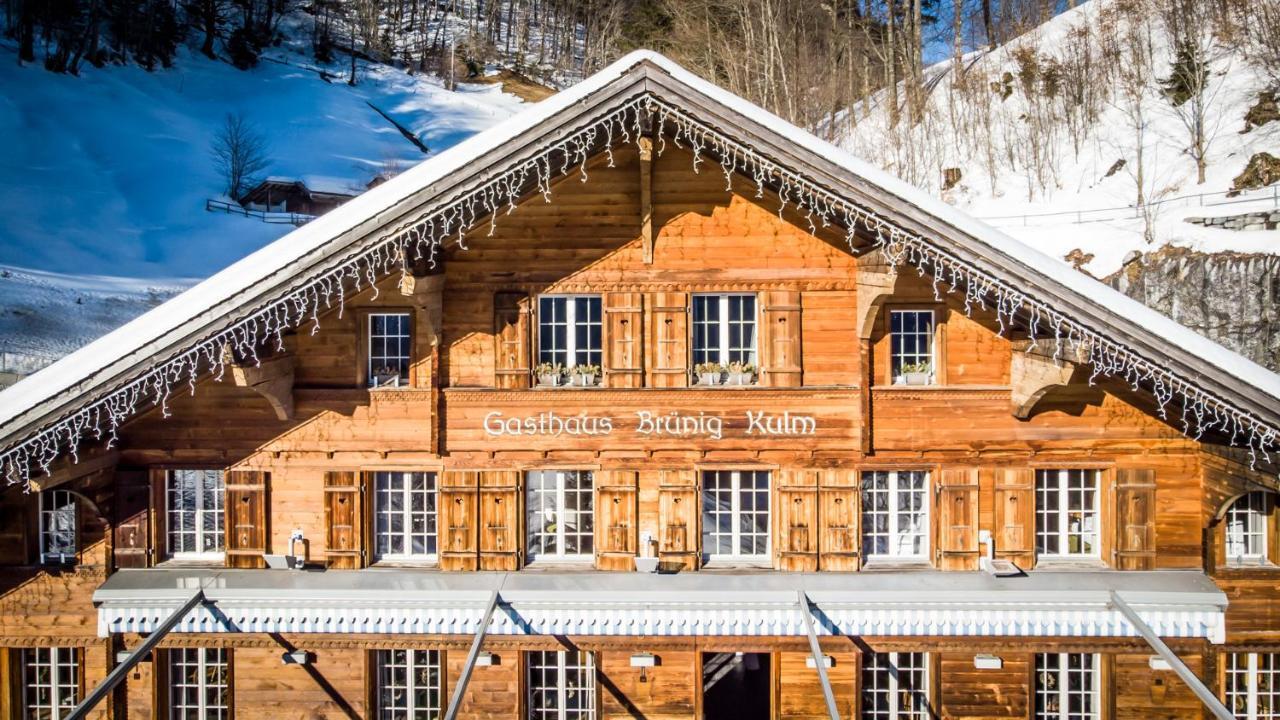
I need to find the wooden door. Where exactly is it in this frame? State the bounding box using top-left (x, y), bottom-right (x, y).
top-left (657, 469), bottom-right (698, 569)
top-left (605, 293), bottom-right (644, 388)
top-left (595, 470), bottom-right (639, 571)
top-left (775, 469), bottom-right (818, 571)
top-left (479, 470), bottom-right (520, 571)
top-left (936, 467), bottom-right (979, 571)
top-left (1114, 468), bottom-right (1156, 570)
top-left (494, 292), bottom-right (531, 389)
top-left (761, 291), bottom-right (802, 387)
top-left (324, 471), bottom-right (364, 569)
top-left (994, 468), bottom-right (1035, 569)
top-left (647, 292), bottom-right (688, 387)
top-left (818, 469), bottom-right (860, 571)
top-left (225, 470), bottom-right (268, 569)
top-left (113, 468), bottom-right (151, 569)
top-left (440, 470), bottom-right (480, 571)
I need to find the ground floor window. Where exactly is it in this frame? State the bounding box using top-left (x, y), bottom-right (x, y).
top-left (527, 650), bottom-right (595, 720)
top-left (701, 470), bottom-right (770, 563)
top-left (374, 471), bottom-right (438, 562)
top-left (526, 470), bottom-right (594, 562)
top-left (169, 647), bottom-right (230, 720)
top-left (1226, 652), bottom-right (1280, 720)
top-left (861, 651), bottom-right (929, 719)
top-left (24, 647), bottom-right (79, 719)
top-left (1034, 653), bottom-right (1099, 720)
top-left (376, 649), bottom-right (443, 719)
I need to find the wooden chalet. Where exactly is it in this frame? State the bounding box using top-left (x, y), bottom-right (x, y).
top-left (1, 51), bottom-right (1279, 720)
top-left (239, 177), bottom-right (355, 217)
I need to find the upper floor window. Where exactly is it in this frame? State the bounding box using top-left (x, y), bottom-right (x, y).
top-left (1226, 491), bottom-right (1273, 566)
top-left (39, 489), bottom-right (76, 564)
top-left (369, 312), bottom-right (411, 388)
top-left (169, 647), bottom-right (229, 720)
top-left (374, 472), bottom-right (438, 562)
top-left (890, 309), bottom-right (935, 386)
top-left (23, 647), bottom-right (78, 720)
top-left (376, 649), bottom-right (442, 719)
top-left (862, 651), bottom-right (929, 720)
top-left (527, 470), bottom-right (594, 562)
top-left (1226, 652), bottom-right (1280, 720)
top-left (527, 650), bottom-right (596, 720)
top-left (537, 296), bottom-right (602, 385)
top-left (167, 470), bottom-right (224, 561)
top-left (702, 470), bottom-right (770, 564)
top-left (1034, 653), bottom-right (1099, 720)
top-left (861, 470), bottom-right (929, 562)
top-left (1035, 470), bottom-right (1099, 560)
top-left (692, 294), bottom-right (757, 384)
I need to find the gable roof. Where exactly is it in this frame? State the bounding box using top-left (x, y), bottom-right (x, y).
top-left (1, 50), bottom-right (1278, 483)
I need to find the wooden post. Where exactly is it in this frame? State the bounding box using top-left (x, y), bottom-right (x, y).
top-left (638, 135), bottom-right (655, 264)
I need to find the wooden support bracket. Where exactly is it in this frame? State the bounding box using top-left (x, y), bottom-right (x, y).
top-left (399, 273), bottom-right (446, 346)
top-left (230, 353), bottom-right (296, 421)
top-left (1010, 339), bottom-right (1087, 419)
top-left (855, 249), bottom-right (898, 340)
top-left (28, 450), bottom-right (120, 492)
top-left (638, 136), bottom-right (655, 264)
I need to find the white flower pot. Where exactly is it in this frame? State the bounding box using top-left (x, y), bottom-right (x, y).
top-left (728, 372), bottom-right (754, 386)
top-left (903, 372), bottom-right (932, 386)
top-left (572, 373), bottom-right (596, 387)
top-left (634, 556), bottom-right (659, 573)
top-left (698, 372), bottom-right (722, 386)
top-left (537, 373), bottom-right (561, 387)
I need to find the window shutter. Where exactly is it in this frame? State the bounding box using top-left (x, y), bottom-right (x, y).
top-left (324, 471), bottom-right (364, 569)
top-left (595, 470), bottom-right (638, 570)
top-left (150, 469), bottom-right (169, 563)
top-left (1114, 468), bottom-right (1156, 570)
top-left (936, 468), bottom-right (980, 570)
top-left (493, 292), bottom-right (531, 389)
top-left (0, 488), bottom-right (30, 566)
top-left (440, 471), bottom-right (480, 571)
top-left (647, 292), bottom-right (688, 387)
top-left (657, 469), bottom-right (698, 570)
top-left (818, 469), bottom-right (860, 571)
top-left (775, 469), bottom-right (819, 571)
top-left (479, 470), bottom-right (520, 571)
top-left (225, 471), bottom-right (268, 569)
top-left (761, 290), bottom-right (802, 387)
top-left (113, 468), bottom-right (152, 569)
top-left (604, 293), bottom-right (644, 388)
top-left (994, 468), bottom-right (1035, 569)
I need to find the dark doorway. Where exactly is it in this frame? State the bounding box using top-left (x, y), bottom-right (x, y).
top-left (702, 652), bottom-right (771, 720)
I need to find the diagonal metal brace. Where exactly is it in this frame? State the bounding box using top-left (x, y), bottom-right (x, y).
top-left (798, 590), bottom-right (841, 720)
top-left (443, 589), bottom-right (502, 720)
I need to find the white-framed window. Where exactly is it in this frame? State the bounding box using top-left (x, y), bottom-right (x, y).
top-left (538, 295), bottom-right (602, 371)
top-left (39, 489), bottom-right (77, 564)
top-left (169, 647), bottom-right (229, 720)
top-left (692, 293), bottom-right (757, 367)
top-left (376, 649), bottom-right (443, 719)
top-left (1226, 492), bottom-right (1273, 565)
top-left (890, 309), bottom-right (935, 383)
top-left (167, 470), bottom-right (225, 560)
top-left (1034, 653), bottom-right (1099, 720)
top-left (526, 470), bottom-right (594, 562)
top-left (701, 470), bottom-right (770, 563)
top-left (23, 647), bottom-right (79, 720)
top-left (861, 470), bottom-right (929, 561)
top-left (1226, 652), bottom-right (1280, 720)
top-left (527, 650), bottom-right (596, 720)
top-left (369, 312), bottom-right (412, 387)
top-left (374, 472), bottom-right (438, 562)
top-left (1035, 469), bottom-right (1099, 560)
top-left (862, 651), bottom-right (929, 720)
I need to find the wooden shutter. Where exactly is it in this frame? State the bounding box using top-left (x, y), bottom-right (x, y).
top-left (1115, 468), bottom-right (1156, 570)
top-left (440, 470), bottom-right (480, 571)
top-left (818, 469), bottom-right (860, 571)
top-left (479, 470), bottom-right (520, 571)
top-left (761, 290), bottom-right (802, 387)
top-left (324, 471), bottom-right (364, 569)
top-left (776, 469), bottom-right (819, 571)
top-left (150, 469), bottom-right (169, 563)
top-left (595, 470), bottom-right (638, 570)
top-left (225, 471), bottom-right (268, 569)
top-left (994, 468), bottom-right (1035, 569)
top-left (936, 468), bottom-right (980, 571)
top-left (0, 487), bottom-right (30, 566)
top-left (113, 468), bottom-right (152, 569)
top-left (605, 293), bottom-right (644, 388)
top-left (657, 469), bottom-right (698, 569)
top-left (647, 292), bottom-right (688, 388)
top-left (493, 292), bottom-right (531, 389)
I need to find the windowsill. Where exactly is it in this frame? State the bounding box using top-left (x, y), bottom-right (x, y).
top-left (159, 555), bottom-right (226, 567)
top-left (1032, 557), bottom-right (1108, 570)
top-left (523, 559), bottom-right (597, 571)
top-left (1221, 559), bottom-right (1278, 572)
top-left (861, 557), bottom-right (932, 570)
top-left (691, 384), bottom-right (761, 389)
top-left (700, 558), bottom-right (772, 570)
top-left (532, 384), bottom-right (603, 390)
top-left (371, 558), bottom-right (439, 569)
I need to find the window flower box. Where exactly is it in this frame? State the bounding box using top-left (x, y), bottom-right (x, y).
top-left (726, 362), bottom-right (756, 386)
top-left (894, 361), bottom-right (933, 386)
top-left (371, 366), bottom-right (402, 388)
top-left (695, 362), bottom-right (726, 386)
top-left (535, 362), bottom-right (565, 387)
top-left (569, 364), bottom-right (600, 387)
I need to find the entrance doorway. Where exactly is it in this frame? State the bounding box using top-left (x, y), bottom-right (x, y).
top-left (702, 652), bottom-right (771, 720)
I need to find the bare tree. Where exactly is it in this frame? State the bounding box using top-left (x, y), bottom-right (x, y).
top-left (1161, 0), bottom-right (1226, 184)
top-left (211, 113), bottom-right (270, 201)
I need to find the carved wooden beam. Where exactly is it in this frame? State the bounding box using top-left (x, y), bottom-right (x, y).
top-left (638, 136), bottom-right (655, 265)
top-left (855, 248), bottom-right (898, 339)
top-left (400, 273), bottom-right (446, 347)
top-left (28, 450), bottom-right (119, 492)
top-left (1010, 339), bottom-right (1087, 419)
top-left (230, 353), bottom-right (296, 421)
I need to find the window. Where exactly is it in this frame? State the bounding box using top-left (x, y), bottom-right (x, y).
top-left (1226, 652), bottom-right (1280, 720)
top-left (527, 650), bottom-right (595, 720)
top-left (538, 296), bottom-right (602, 372)
top-left (39, 489), bottom-right (77, 564)
top-left (861, 471), bottom-right (929, 561)
top-left (23, 647), bottom-right (78, 720)
top-left (169, 648), bottom-right (229, 720)
top-left (1226, 492), bottom-right (1273, 565)
top-left (1034, 653), bottom-right (1099, 720)
top-left (369, 312), bottom-right (412, 387)
top-left (167, 470), bottom-right (225, 560)
top-left (692, 293), bottom-right (757, 367)
top-left (526, 470), bottom-right (594, 562)
top-left (376, 649), bottom-right (443, 719)
top-left (701, 470), bottom-right (770, 563)
top-left (374, 472), bottom-right (438, 562)
top-left (1035, 470), bottom-right (1099, 559)
top-left (862, 651), bottom-right (929, 720)
top-left (890, 309), bottom-right (935, 383)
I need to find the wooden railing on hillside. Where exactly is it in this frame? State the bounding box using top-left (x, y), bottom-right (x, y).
top-left (205, 199), bottom-right (315, 227)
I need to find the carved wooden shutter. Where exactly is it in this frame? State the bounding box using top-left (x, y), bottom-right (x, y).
top-left (479, 470), bottom-right (520, 571)
top-left (113, 468), bottom-right (151, 569)
top-left (605, 293), bottom-right (644, 388)
top-left (324, 471), bottom-right (364, 569)
top-left (648, 292), bottom-right (688, 388)
top-left (994, 468), bottom-right (1035, 569)
top-left (775, 469), bottom-right (819, 571)
top-left (493, 292), bottom-right (531, 389)
top-left (936, 468), bottom-right (980, 571)
top-left (1114, 468), bottom-right (1156, 570)
top-left (761, 290), bottom-right (802, 387)
top-left (440, 470), bottom-right (480, 571)
top-left (595, 470), bottom-right (638, 570)
top-left (818, 469), bottom-right (860, 571)
top-left (225, 470), bottom-right (268, 569)
top-left (0, 487), bottom-right (30, 566)
top-left (150, 468), bottom-right (169, 563)
top-left (657, 469), bottom-right (698, 569)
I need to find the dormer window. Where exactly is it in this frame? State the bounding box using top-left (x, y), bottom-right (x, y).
top-left (890, 309), bottom-right (935, 386)
top-left (692, 293), bottom-right (757, 386)
top-left (368, 312), bottom-right (412, 388)
top-left (1226, 491), bottom-right (1274, 566)
top-left (38, 489), bottom-right (76, 565)
top-left (537, 296), bottom-right (601, 386)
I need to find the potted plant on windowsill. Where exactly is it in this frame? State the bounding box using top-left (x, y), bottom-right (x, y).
top-left (370, 365), bottom-right (402, 388)
top-left (726, 361), bottom-right (756, 386)
top-left (569, 364), bottom-right (600, 387)
top-left (894, 361), bottom-right (933, 386)
top-left (535, 362), bottom-right (565, 387)
top-left (695, 362), bottom-right (726, 386)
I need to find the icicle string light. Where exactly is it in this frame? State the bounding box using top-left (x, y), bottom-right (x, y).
top-left (1, 93), bottom-right (1276, 486)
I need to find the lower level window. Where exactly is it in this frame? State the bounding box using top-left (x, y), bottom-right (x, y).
top-left (1227, 652), bottom-right (1280, 720)
top-left (169, 647), bottom-right (230, 720)
top-left (527, 650), bottom-right (595, 720)
top-left (701, 470), bottom-right (770, 562)
top-left (376, 649), bottom-right (443, 719)
top-left (1034, 653), bottom-right (1099, 720)
top-left (24, 647), bottom-right (78, 720)
top-left (862, 651), bottom-right (928, 719)
top-left (39, 489), bottom-right (77, 564)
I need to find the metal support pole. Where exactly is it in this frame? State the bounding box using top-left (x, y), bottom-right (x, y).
top-left (1110, 592), bottom-right (1232, 720)
top-left (798, 591), bottom-right (841, 720)
top-left (443, 590), bottom-right (502, 720)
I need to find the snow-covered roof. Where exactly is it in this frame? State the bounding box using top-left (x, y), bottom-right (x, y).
top-left (1, 50), bottom-right (1278, 479)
